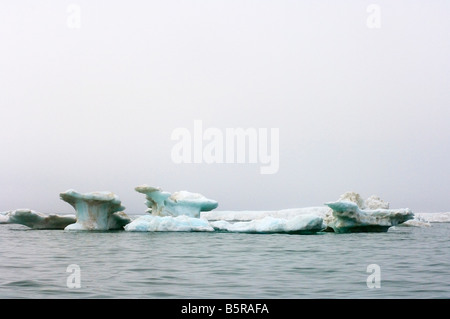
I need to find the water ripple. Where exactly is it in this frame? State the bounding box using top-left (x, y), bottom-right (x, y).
top-left (0, 223), bottom-right (449, 298)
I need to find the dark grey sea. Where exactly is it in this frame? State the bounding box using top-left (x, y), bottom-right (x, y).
top-left (0, 222), bottom-right (449, 298)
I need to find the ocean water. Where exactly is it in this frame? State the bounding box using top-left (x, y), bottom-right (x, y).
top-left (0, 222), bottom-right (449, 299)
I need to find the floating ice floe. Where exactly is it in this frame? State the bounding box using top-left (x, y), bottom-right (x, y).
top-left (4, 209), bottom-right (76, 229)
top-left (124, 215), bottom-right (214, 232)
top-left (324, 192), bottom-right (414, 233)
top-left (210, 214), bottom-right (325, 234)
top-left (202, 208), bottom-right (327, 234)
top-left (135, 185), bottom-right (218, 218)
top-left (60, 189), bottom-right (131, 231)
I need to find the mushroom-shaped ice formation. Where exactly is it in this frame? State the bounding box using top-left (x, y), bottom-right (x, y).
top-left (324, 197), bottom-right (414, 233)
top-left (6, 209), bottom-right (76, 229)
top-left (134, 185), bottom-right (171, 215)
top-left (135, 185), bottom-right (218, 218)
top-left (60, 189), bottom-right (131, 231)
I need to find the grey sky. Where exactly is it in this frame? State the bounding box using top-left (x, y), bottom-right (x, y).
top-left (1, 1), bottom-right (449, 214)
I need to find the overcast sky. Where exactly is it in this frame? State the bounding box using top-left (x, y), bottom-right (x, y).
top-left (1, 1), bottom-right (449, 214)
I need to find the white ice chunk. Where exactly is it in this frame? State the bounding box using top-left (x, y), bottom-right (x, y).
top-left (60, 189), bottom-right (131, 231)
top-left (124, 215), bottom-right (214, 232)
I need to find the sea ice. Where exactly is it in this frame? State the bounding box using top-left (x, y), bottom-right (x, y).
top-left (210, 214), bottom-right (324, 234)
top-left (400, 212), bottom-right (450, 226)
top-left (135, 185), bottom-right (218, 218)
top-left (324, 200), bottom-right (414, 233)
top-left (5, 209), bottom-right (76, 229)
top-left (401, 215), bottom-right (431, 227)
top-left (124, 215), bottom-right (214, 232)
top-left (413, 212), bottom-right (450, 223)
top-left (201, 207), bottom-right (329, 221)
top-left (60, 189), bottom-right (131, 231)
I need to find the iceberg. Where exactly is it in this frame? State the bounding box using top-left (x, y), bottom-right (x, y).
top-left (135, 185), bottom-right (218, 218)
top-left (60, 189), bottom-right (131, 231)
top-left (124, 215), bottom-right (214, 232)
top-left (5, 209), bottom-right (76, 229)
top-left (210, 214), bottom-right (324, 234)
top-left (324, 199), bottom-right (414, 233)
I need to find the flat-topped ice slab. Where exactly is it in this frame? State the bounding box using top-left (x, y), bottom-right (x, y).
top-left (414, 212), bottom-right (450, 223)
top-left (202, 207), bottom-right (329, 221)
top-left (210, 214), bottom-right (324, 234)
top-left (124, 215), bottom-right (214, 232)
top-left (5, 209), bottom-right (76, 229)
top-left (60, 189), bottom-right (131, 231)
